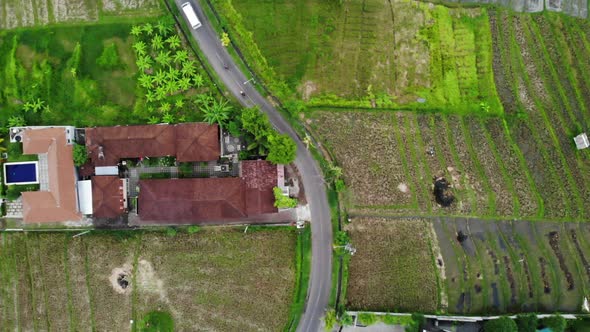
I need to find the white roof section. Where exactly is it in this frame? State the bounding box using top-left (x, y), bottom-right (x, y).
top-left (95, 166), bottom-right (119, 176)
top-left (574, 133), bottom-right (589, 150)
top-left (77, 180), bottom-right (93, 215)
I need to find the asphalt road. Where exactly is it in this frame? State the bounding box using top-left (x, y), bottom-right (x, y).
top-left (174, 1), bottom-right (333, 331)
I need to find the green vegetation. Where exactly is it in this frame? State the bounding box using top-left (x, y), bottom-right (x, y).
top-left (73, 143), bottom-right (88, 166)
top-left (484, 316), bottom-right (518, 332)
top-left (286, 225), bottom-right (311, 332)
top-left (212, 0), bottom-right (501, 114)
top-left (97, 42), bottom-right (121, 69)
top-left (187, 225), bottom-right (201, 234)
top-left (357, 312), bottom-right (378, 326)
top-left (240, 107), bottom-right (297, 164)
top-left (0, 229), bottom-right (297, 331)
top-left (138, 311), bottom-right (174, 332)
top-left (273, 187), bottom-right (298, 209)
top-left (515, 313), bottom-right (537, 332)
top-left (541, 315), bottom-right (566, 332)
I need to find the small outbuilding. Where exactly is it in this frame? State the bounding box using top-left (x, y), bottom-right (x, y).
top-left (574, 133), bottom-right (590, 150)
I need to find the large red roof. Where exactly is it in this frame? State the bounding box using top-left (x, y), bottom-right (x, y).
top-left (85, 123), bottom-right (220, 166)
top-left (137, 160), bottom-right (278, 223)
top-left (92, 176), bottom-right (126, 218)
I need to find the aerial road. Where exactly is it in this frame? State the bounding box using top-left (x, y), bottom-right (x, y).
top-left (174, 1), bottom-right (333, 331)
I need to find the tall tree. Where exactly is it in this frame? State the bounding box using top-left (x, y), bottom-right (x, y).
top-left (202, 98), bottom-right (232, 127)
top-left (266, 133), bottom-right (296, 164)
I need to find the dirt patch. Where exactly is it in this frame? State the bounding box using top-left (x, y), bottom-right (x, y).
top-left (397, 183), bottom-right (409, 193)
top-left (300, 81), bottom-right (317, 101)
top-left (503, 256), bottom-right (517, 305)
top-left (109, 263), bottom-right (133, 295)
top-left (539, 257), bottom-right (551, 294)
top-left (548, 231), bottom-right (574, 290)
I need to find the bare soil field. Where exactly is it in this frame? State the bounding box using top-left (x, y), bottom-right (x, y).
top-left (0, 229), bottom-right (296, 331)
top-left (0, 0), bottom-right (162, 29)
top-left (345, 217), bottom-right (439, 312)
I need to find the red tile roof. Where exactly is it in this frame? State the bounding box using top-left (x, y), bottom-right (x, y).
top-left (138, 178), bottom-right (246, 222)
top-left (21, 128), bottom-right (82, 223)
top-left (137, 160), bottom-right (278, 223)
top-left (92, 176), bottom-right (126, 218)
top-left (241, 160), bottom-right (278, 215)
top-left (85, 123), bottom-right (220, 166)
top-left (175, 123), bottom-right (221, 162)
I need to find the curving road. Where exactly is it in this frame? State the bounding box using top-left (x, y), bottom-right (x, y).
top-left (174, 1), bottom-right (333, 331)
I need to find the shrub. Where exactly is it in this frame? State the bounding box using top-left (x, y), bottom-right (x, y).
top-left (165, 227), bottom-right (177, 237)
top-left (340, 311), bottom-right (354, 326)
top-left (187, 225), bottom-right (201, 234)
top-left (73, 143), bottom-right (88, 166)
top-left (541, 315), bottom-right (566, 332)
top-left (97, 43), bottom-right (120, 69)
top-left (335, 179), bottom-right (346, 192)
top-left (484, 316), bottom-right (518, 332)
top-left (358, 312), bottom-right (378, 326)
top-left (273, 187), bottom-right (298, 208)
top-left (381, 314), bottom-right (413, 325)
top-left (515, 313), bottom-right (537, 332)
top-left (266, 132), bottom-right (296, 165)
top-left (324, 308), bottom-right (336, 331)
top-left (335, 231), bottom-right (350, 246)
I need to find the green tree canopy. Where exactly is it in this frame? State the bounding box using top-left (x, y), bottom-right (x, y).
top-left (484, 317), bottom-right (518, 332)
top-left (266, 133), bottom-right (296, 164)
top-left (202, 98), bottom-right (232, 127)
top-left (273, 187), bottom-right (298, 208)
top-left (73, 144), bottom-right (88, 166)
top-left (515, 313), bottom-right (537, 332)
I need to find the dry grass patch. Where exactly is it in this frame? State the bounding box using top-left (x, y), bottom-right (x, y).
top-left (346, 217), bottom-right (439, 312)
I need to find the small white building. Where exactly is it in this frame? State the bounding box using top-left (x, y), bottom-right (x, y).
top-left (574, 133), bottom-right (590, 150)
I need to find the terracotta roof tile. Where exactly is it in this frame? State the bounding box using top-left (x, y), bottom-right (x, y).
top-left (92, 176), bottom-right (126, 218)
top-left (21, 128), bottom-right (81, 223)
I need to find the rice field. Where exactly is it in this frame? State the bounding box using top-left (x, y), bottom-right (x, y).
top-left (0, 229), bottom-right (297, 331)
top-left (216, 0), bottom-right (502, 113)
top-left (0, 0), bottom-right (163, 29)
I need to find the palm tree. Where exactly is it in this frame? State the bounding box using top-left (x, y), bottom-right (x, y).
top-left (155, 86), bottom-right (167, 101)
top-left (139, 74), bottom-right (153, 89)
top-left (156, 20), bottom-right (171, 36)
top-left (166, 35), bottom-right (181, 49)
top-left (145, 90), bottom-right (156, 103)
top-left (195, 93), bottom-right (213, 106)
top-left (7, 115), bottom-right (26, 128)
top-left (31, 98), bottom-right (45, 113)
top-left (181, 61), bottom-right (196, 77)
top-left (131, 25), bottom-right (142, 36)
top-left (162, 111), bottom-right (174, 124)
top-left (166, 67), bottom-right (180, 81)
top-left (175, 98), bottom-right (185, 109)
top-left (143, 23), bottom-right (153, 35)
top-left (166, 79), bottom-right (179, 94)
top-left (155, 50), bottom-right (171, 67)
top-left (148, 116), bottom-right (160, 124)
top-left (192, 73), bottom-right (204, 88)
top-left (173, 50), bottom-right (188, 64)
top-left (178, 77), bottom-right (192, 91)
top-left (132, 41), bottom-right (147, 55)
top-left (136, 55), bottom-right (152, 72)
top-left (160, 102), bottom-right (171, 113)
top-left (202, 98), bottom-right (232, 127)
top-left (153, 69), bottom-right (167, 86)
top-left (151, 34), bottom-right (164, 50)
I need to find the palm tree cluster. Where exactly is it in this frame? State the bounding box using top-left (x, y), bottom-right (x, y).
top-left (131, 20), bottom-right (207, 124)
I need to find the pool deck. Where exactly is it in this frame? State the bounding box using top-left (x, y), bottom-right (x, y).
top-left (5, 197), bottom-right (23, 218)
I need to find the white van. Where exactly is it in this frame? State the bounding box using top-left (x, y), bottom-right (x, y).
top-left (182, 2), bottom-right (202, 29)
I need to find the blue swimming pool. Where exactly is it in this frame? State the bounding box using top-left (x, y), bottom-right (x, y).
top-left (3, 162), bottom-right (39, 185)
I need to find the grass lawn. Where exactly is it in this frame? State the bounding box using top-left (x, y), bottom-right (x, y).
top-left (0, 228), bottom-right (297, 331)
top-left (345, 217), bottom-right (439, 312)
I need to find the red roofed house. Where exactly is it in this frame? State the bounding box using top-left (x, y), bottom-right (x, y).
top-left (20, 127), bottom-right (82, 223)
